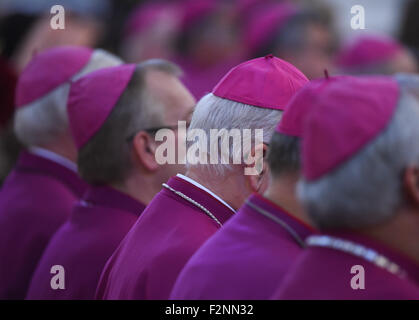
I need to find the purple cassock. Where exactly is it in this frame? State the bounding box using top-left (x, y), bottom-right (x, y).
top-left (0, 150), bottom-right (87, 299)
top-left (170, 193), bottom-right (315, 300)
top-left (273, 232), bottom-right (419, 299)
top-left (26, 185), bottom-right (145, 300)
top-left (96, 174), bottom-right (235, 300)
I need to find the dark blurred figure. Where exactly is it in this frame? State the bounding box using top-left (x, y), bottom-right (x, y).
top-left (174, 0), bottom-right (245, 99)
top-left (99, 0), bottom-right (141, 53)
top-left (400, 0), bottom-right (419, 62)
top-left (119, 1), bottom-right (182, 63)
top-left (0, 13), bottom-right (37, 60)
top-left (0, 57), bottom-right (16, 131)
top-left (335, 34), bottom-right (418, 75)
top-left (0, 0), bottom-right (111, 182)
top-left (243, 1), bottom-right (336, 79)
top-left (0, 0), bottom-right (110, 71)
top-left (0, 56), bottom-right (21, 185)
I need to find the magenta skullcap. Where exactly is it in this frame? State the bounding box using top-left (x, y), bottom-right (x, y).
top-left (277, 75), bottom-right (350, 137)
top-left (302, 76), bottom-right (400, 181)
top-left (16, 46), bottom-right (93, 108)
top-left (180, 0), bottom-right (216, 32)
top-left (244, 2), bottom-right (298, 55)
top-left (124, 2), bottom-right (181, 38)
top-left (336, 35), bottom-right (403, 69)
top-left (213, 54), bottom-right (308, 110)
top-left (67, 64), bottom-right (136, 149)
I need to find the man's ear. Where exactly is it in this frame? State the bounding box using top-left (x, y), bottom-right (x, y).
top-left (403, 166), bottom-right (419, 206)
top-left (132, 131), bottom-right (159, 172)
top-left (245, 143), bottom-right (270, 194)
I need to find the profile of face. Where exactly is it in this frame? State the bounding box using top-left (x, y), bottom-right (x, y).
top-left (145, 70), bottom-right (196, 181)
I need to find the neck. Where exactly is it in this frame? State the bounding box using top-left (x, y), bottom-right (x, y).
top-left (264, 174), bottom-right (313, 227)
top-left (354, 208), bottom-right (419, 266)
top-left (38, 134), bottom-right (77, 163)
top-left (111, 173), bottom-right (160, 206)
top-left (186, 167), bottom-right (244, 210)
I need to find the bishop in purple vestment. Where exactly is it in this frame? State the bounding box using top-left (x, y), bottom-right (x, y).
top-left (274, 75), bottom-right (419, 299)
top-left (96, 55), bottom-right (308, 300)
top-left (0, 46), bottom-right (120, 299)
top-left (170, 78), bottom-right (322, 300)
top-left (26, 61), bottom-right (195, 299)
top-left (96, 174), bottom-right (235, 300)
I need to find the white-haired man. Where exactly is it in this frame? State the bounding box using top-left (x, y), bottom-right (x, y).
top-left (0, 46), bottom-right (121, 299)
top-left (274, 75), bottom-right (419, 299)
top-left (170, 79), bottom-right (330, 300)
top-left (96, 55), bottom-right (308, 300)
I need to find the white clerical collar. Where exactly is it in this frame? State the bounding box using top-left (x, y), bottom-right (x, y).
top-left (176, 174), bottom-right (236, 213)
top-left (28, 147), bottom-right (78, 173)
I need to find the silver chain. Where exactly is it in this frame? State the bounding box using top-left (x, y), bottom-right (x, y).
top-left (162, 183), bottom-right (222, 228)
top-left (246, 200), bottom-right (306, 248)
top-left (307, 235), bottom-right (407, 279)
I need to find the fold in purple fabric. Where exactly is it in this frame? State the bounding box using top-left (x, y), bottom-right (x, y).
top-left (170, 193), bottom-right (315, 299)
top-left (26, 185), bottom-right (145, 300)
top-left (274, 231), bottom-right (419, 299)
top-left (96, 176), bottom-right (234, 300)
top-left (0, 151), bottom-right (87, 299)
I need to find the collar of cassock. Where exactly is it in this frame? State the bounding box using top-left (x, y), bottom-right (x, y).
top-left (164, 176), bottom-right (235, 226)
top-left (81, 185), bottom-right (146, 217)
top-left (15, 150), bottom-right (87, 198)
top-left (248, 193), bottom-right (316, 241)
top-left (317, 230), bottom-right (419, 285)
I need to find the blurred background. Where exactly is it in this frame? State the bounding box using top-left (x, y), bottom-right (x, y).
top-left (1, 0), bottom-right (419, 184)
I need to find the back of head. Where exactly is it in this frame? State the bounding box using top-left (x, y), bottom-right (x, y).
top-left (267, 133), bottom-right (300, 179)
top-left (298, 75), bottom-right (419, 230)
top-left (188, 93), bottom-right (283, 177)
top-left (186, 55), bottom-right (308, 177)
top-left (267, 77), bottom-right (349, 184)
top-left (335, 35), bottom-right (418, 76)
top-left (14, 47), bottom-right (122, 148)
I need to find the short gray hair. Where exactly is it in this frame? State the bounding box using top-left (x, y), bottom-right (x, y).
top-left (14, 49), bottom-right (122, 147)
top-left (267, 133), bottom-right (300, 178)
top-left (394, 73), bottom-right (419, 99)
top-left (186, 93), bottom-right (282, 177)
top-left (78, 59), bottom-right (181, 185)
top-left (298, 84), bottom-right (419, 230)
